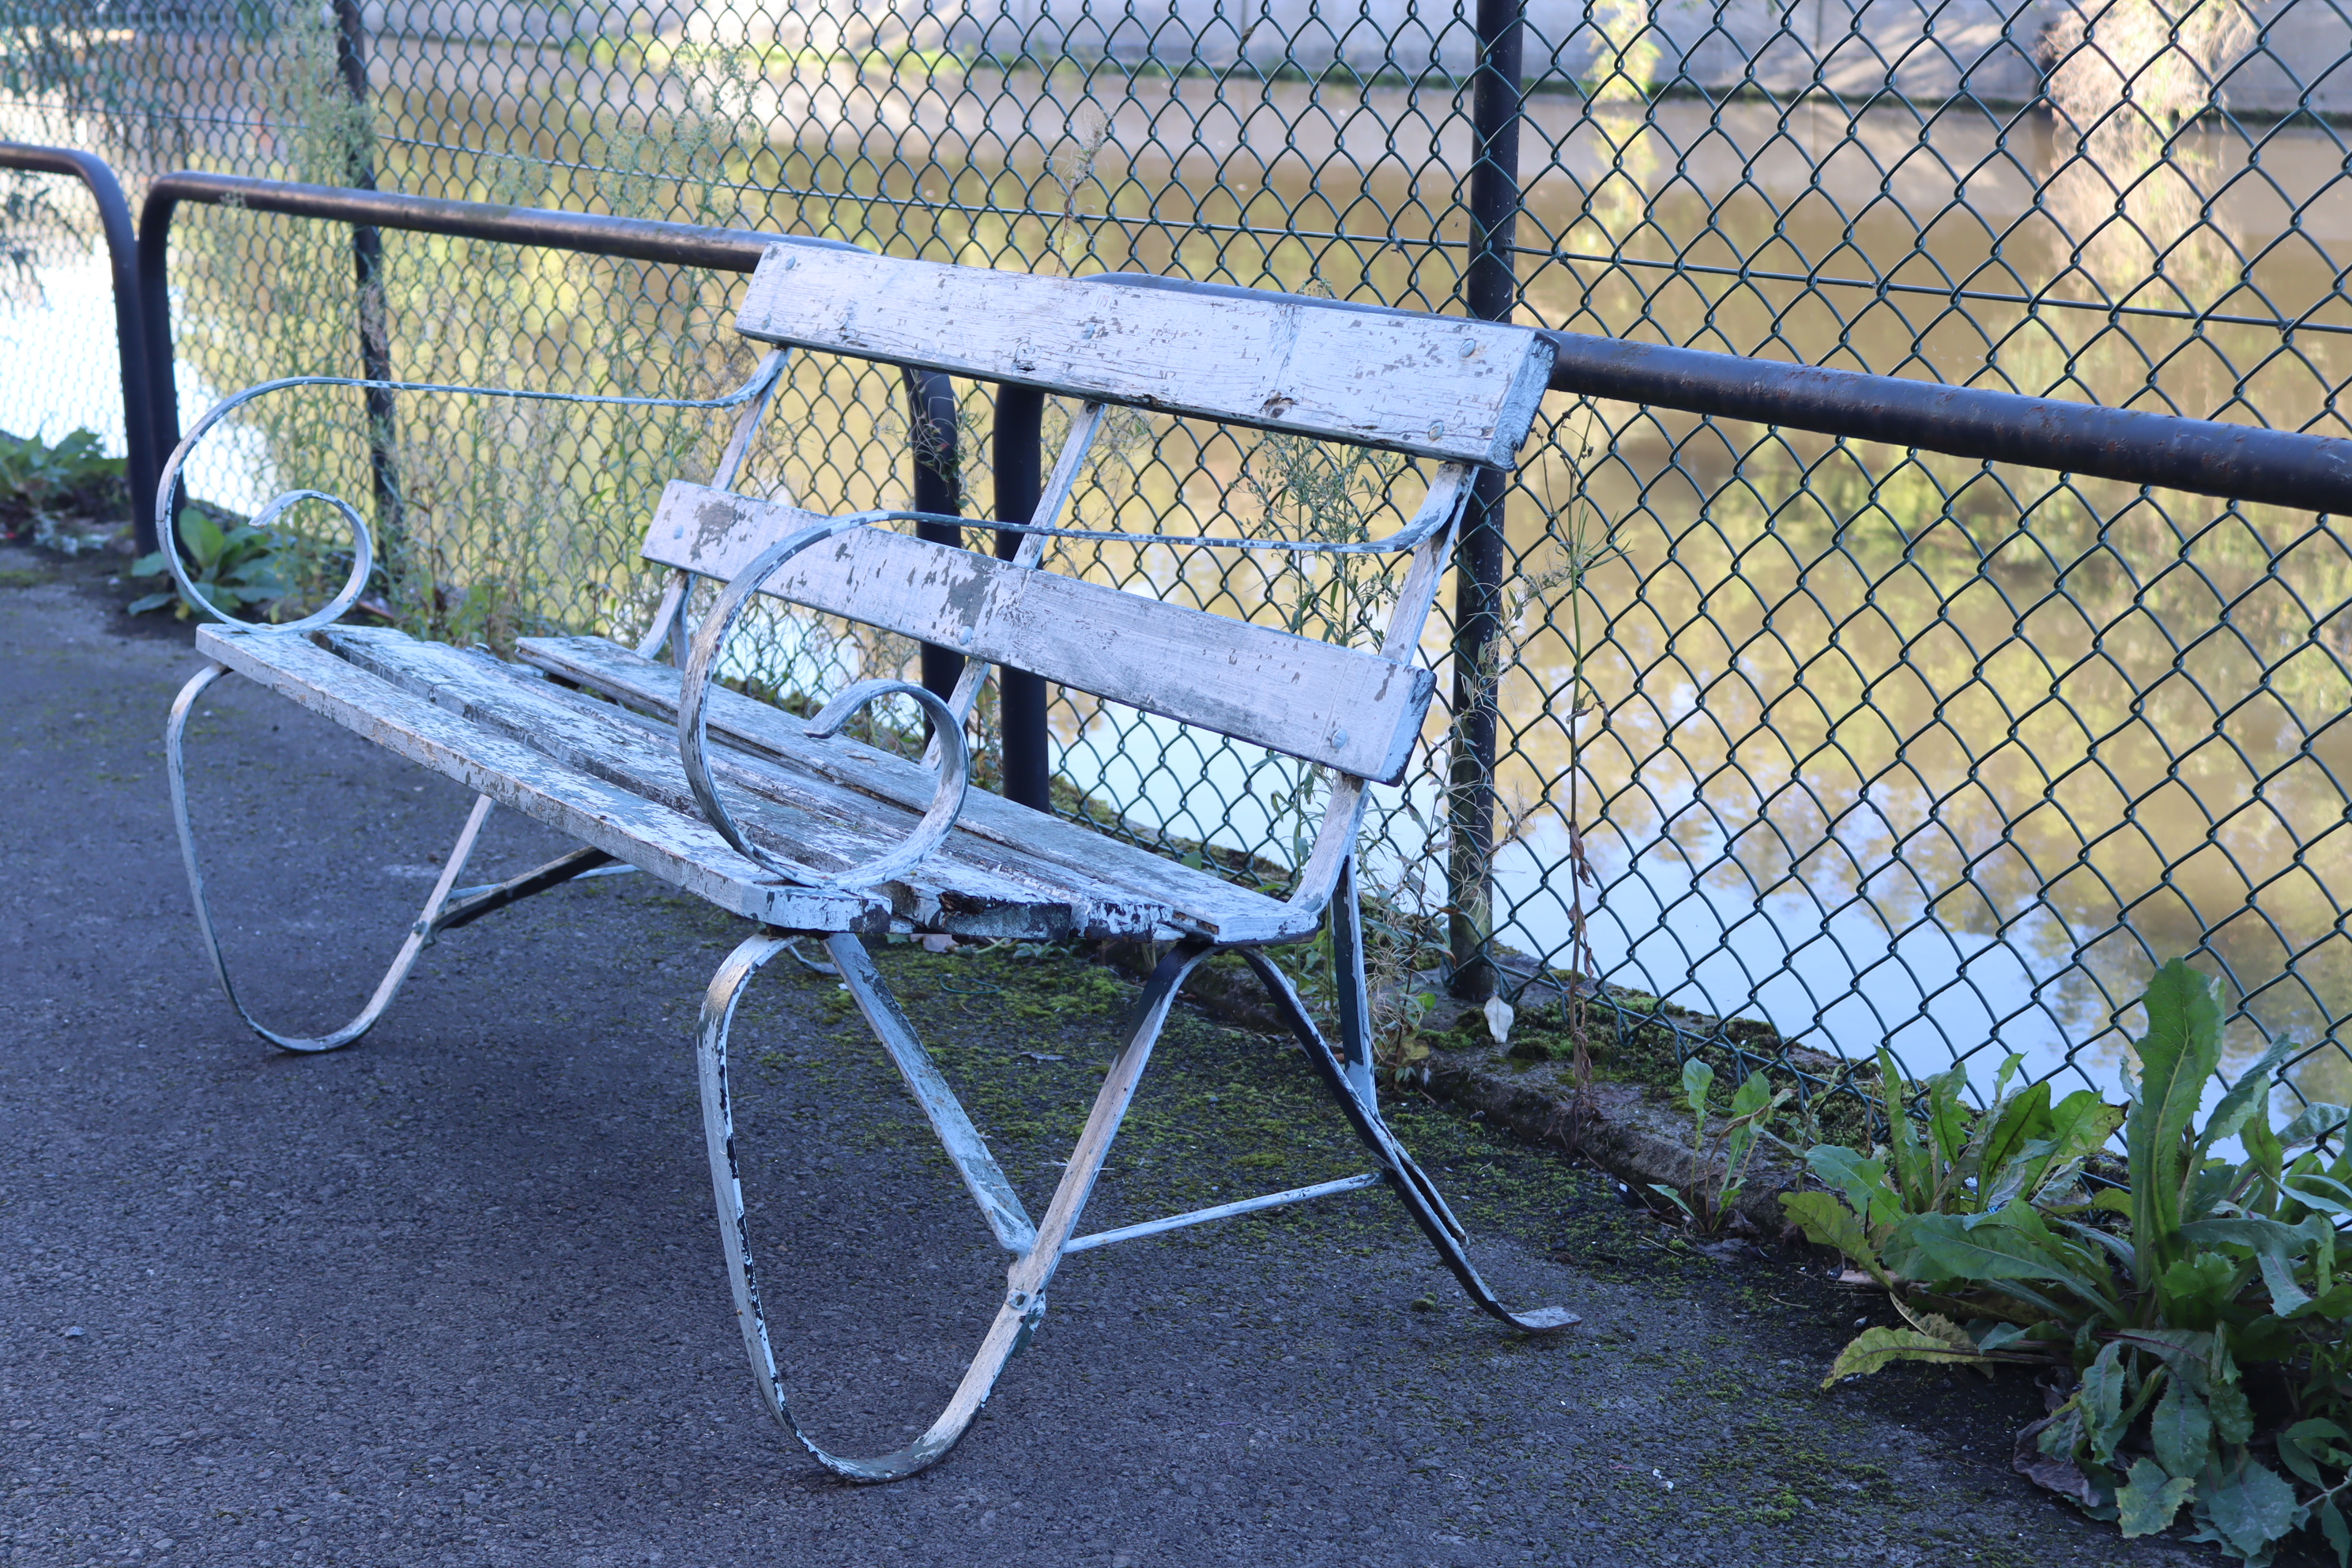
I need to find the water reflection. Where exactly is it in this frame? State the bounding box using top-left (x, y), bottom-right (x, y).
top-left (31, 35), bottom-right (2352, 1094)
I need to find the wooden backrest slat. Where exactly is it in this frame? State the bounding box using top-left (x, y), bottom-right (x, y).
top-left (644, 482), bottom-right (1434, 785)
top-left (735, 248), bottom-right (1555, 466)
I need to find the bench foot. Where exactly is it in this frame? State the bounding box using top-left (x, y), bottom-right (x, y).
top-left (1234, 948), bottom-right (1583, 1336)
top-left (695, 930), bottom-right (1216, 1482)
top-left (167, 662), bottom-right (496, 1054)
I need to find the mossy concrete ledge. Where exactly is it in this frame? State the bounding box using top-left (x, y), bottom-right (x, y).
top-left (1098, 939), bottom-right (1830, 1231)
top-left (1419, 1042), bottom-right (1808, 1233)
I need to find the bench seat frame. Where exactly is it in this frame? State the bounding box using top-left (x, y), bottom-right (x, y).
top-left (158, 252), bottom-right (1577, 1484)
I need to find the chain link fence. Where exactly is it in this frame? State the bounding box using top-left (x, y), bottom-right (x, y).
top-left (6, 0), bottom-right (2351, 1112)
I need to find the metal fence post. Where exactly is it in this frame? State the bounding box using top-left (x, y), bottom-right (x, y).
top-left (332, 0), bottom-right (403, 550)
top-left (1447, 0), bottom-right (1525, 1002)
top-left (0, 143), bottom-right (157, 556)
top-left (992, 384), bottom-right (1051, 812)
top-left (905, 368), bottom-right (965, 703)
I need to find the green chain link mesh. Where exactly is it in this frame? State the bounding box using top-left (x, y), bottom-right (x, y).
top-left (5, 0), bottom-right (2348, 1114)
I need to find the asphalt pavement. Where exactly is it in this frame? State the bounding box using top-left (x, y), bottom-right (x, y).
top-left (0, 546), bottom-right (2216, 1567)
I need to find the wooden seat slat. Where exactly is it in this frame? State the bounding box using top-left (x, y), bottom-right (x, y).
top-left (515, 633), bottom-right (1299, 941)
top-left (643, 482), bottom-right (1434, 786)
top-left (330, 628), bottom-right (1300, 941)
top-left (194, 624), bottom-right (888, 933)
top-left (737, 247), bottom-right (1555, 466)
top-left (325, 628), bottom-right (1216, 940)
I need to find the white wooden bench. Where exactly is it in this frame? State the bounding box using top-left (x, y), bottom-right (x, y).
top-left (158, 244), bottom-right (1574, 1482)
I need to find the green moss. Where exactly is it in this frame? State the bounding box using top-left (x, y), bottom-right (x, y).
top-left (708, 935), bottom-right (1666, 1275)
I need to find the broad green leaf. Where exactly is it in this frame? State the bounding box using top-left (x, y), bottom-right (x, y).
top-left (1779, 1191), bottom-right (1889, 1284)
top-left (1646, 1183), bottom-right (1694, 1223)
top-left (2179, 1217), bottom-right (2317, 1317)
top-left (2128, 960), bottom-right (2225, 1288)
top-left (1978, 1136), bottom-right (2052, 1214)
top-left (1976, 1322), bottom-right (2034, 1352)
top-left (1897, 1212), bottom-right (2078, 1280)
top-left (1679, 1057), bottom-right (1713, 1120)
top-left (2149, 1379), bottom-right (2213, 1478)
top-left (1819, 1326), bottom-right (1988, 1388)
top-left (2287, 1171), bottom-right (2352, 1218)
top-left (2056, 1216), bottom-right (2138, 1281)
top-left (2110, 1326), bottom-right (2218, 1386)
top-left (2323, 1497), bottom-right (2350, 1568)
top-left (2082, 1342), bottom-right (2130, 1464)
top-left (181, 506), bottom-right (225, 565)
top-left (1990, 1201), bottom-right (2120, 1297)
top-left (2198, 1038), bottom-right (2297, 1163)
top-left (2178, 1216), bottom-right (2313, 1254)
top-left (2156, 1253), bottom-right (2240, 1330)
top-left (2046, 1090), bottom-right (2127, 1166)
top-left (1977, 1080), bottom-right (2055, 1203)
top-left (2039, 1398), bottom-right (2087, 1459)
top-left (1885, 1306), bottom-right (1988, 1374)
top-left (2187, 1161), bottom-right (2240, 1224)
top-left (1896, 1212), bottom-right (2117, 1316)
top-left (2208, 1372), bottom-right (2256, 1448)
top-left (2280, 1103), bottom-right (2351, 1150)
top-left (2259, 1250), bottom-right (2313, 1317)
top-left (2304, 1211), bottom-right (2337, 1298)
top-left (1879, 1047), bottom-right (1933, 1211)
top-left (1806, 1146), bottom-right (1901, 1232)
top-left (1924, 1063), bottom-right (1970, 1167)
top-left (1992, 1051), bottom-right (2026, 1102)
top-left (2244, 1106), bottom-right (2286, 1208)
top-left (1728, 1069), bottom-right (1772, 1119)
top-left (2117, 1458), bottom-right (2196, 1540)
top-left (2192, 1458), bottom-right (2304, 1560)
top-left (2278, 1419), bottom-right (2352, 1489)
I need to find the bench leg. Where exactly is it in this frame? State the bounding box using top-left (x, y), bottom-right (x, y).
top-left (166, 662), bottom-right (495, 1054)
top-left (695, 930), bottom-right (1214, 1482)
top-left (1234, 948), bottom-right (1581, 1335)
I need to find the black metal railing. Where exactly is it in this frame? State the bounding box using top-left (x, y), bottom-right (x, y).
top-left (18, 141), bottom-right (2352, 1107)
top-left (0, 144), bottom-right (156, 535)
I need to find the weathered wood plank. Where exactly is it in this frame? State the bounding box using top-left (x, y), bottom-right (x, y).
top-left (514, 632), bottom-right (1306, 943)
top-left (328, 628), bottom-right (1299, 940)
top-left (194, 626), bottom-right (890, 934)
top-left (322, 628), bottom-right (1174, 940)
top-left (737, 247), bottom-right (1555, 467)
top-left (641, 484), bottom-right (1434, 786)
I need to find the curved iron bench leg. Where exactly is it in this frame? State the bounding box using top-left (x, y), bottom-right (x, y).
top-left (1235, 949), bottom-right (1581, 1334)
top-left (696, 931), bottom-right (1215, 1483)
top-left (167, 662), bottom-right (493, 1054)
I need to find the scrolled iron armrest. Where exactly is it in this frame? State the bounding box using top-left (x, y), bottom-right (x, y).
top-left (155, 382), bottom-right (377, 633)
top-left (797, 679), bottom-right (972, 887)
top-left (155, 359), bottom-right (793, 635)
top-left (677, 519), bottom-right (972, 890)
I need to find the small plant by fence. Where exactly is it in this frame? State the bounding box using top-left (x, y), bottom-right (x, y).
top-left (6, 0), bottom-right (2352, 1125)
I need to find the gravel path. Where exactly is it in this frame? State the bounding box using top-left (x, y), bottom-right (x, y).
top-left (0, 547), bottom-right (2219, 1567)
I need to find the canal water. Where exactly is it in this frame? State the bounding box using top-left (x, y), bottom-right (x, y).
top-left (13, 64), bottom-right (2350, 1102)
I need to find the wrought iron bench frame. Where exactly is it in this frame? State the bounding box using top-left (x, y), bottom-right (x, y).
top-left (160, 243), bottom-right (1577, 1483)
